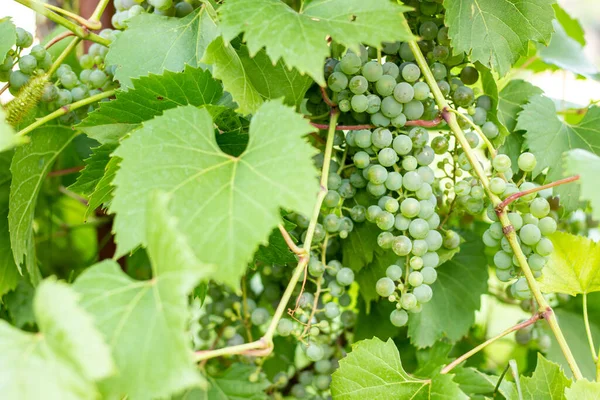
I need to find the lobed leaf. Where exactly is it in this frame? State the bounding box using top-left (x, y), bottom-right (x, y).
top-left (565, 379), bottom-right (600, 399)
top-left (518, 354), bottom-right (571, 399)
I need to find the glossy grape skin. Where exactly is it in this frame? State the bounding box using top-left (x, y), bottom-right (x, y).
top-left (393, 82), bottom-right (415, 103)
top-left (376, 277), bottom-right (396, 297)
top-left (340, 52), bottom-right (362, 75)
top-left (362, 61), bottom-right (383, 82)
top-left (518, 152), bottom-right (537, 172)
top-left (390, 309), bottom-right (409, 327)
top-left (327, 71), bottom-right (348, 92)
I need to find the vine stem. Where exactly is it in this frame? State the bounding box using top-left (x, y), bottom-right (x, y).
top-left (441, 312), bottom-right (543, 374)
top-left (583, 293), bottom-right (598, 363)
top-left (89, 0), bottom-right (112, 22)
top-left (17, 89), bottom-right (116, 137)
top-left (41, 3), bottom-right (101, 30)
top-left (448, 108), bottom-right (497, 158)
top-left (47, 37), bottom-right (81, 77)
top-left (44, 31), bottom-right (76, 49)
top-left (496, 175), bottom-right (580, 211)
top-left (194, 110), bottom-right (341, 362)
top-left (407, 40), bottom-right (583, 381)
top-left (14, 0), bottom-right (111, 46)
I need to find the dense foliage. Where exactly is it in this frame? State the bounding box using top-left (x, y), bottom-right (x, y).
top-left (1, 0), bottom-right (600, 398)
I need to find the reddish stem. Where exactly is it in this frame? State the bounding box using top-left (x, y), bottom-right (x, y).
top-left (496, 175), bottom-right (580, 213)
top-left (45, 31), bottom-right (76, 49)
top-left (47, 166), bottom-right (84, 177)
top-left (320, 86), bottom-right (337, 107)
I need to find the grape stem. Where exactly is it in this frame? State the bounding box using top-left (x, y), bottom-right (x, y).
top-left (320, 86), bottom-right (337, 107)
top-left (17, 89), bottom-right (116, 137)
top-left (194, 110), bottom-right (341, 363)
top-left (44, 31), bottom-right (76, 49)
top-left (14, 0), bottom-right (111, 46)
top-left (278, 224), bottom-right (304, 255)
top-left (47, 166), bottom-right (84, 178)
top-left (440, 311), bottom-right (543, 375)
top-left (583, 293), bottom-right (598, 363)
top-left (448, 108), bottom-right (497, 159)
top-left (47, 37), bottom-right (82, 77)
top-left (309, 114), bottom-right (442, 131)
top-left (408, 39), bottom-right (584, 380)
top-left (41, 3), bottom-right (102, 30)
top-left (496, 175), bottom-right (580, 212)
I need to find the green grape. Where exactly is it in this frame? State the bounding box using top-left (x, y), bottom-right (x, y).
top-left (443, 230), bottom-right (460, 249)
top-left (9, 70), bottom-right (29, 91)
top-left (0, 54), bottom-right (13, 72)
top-left (381, 96), bottom-right (404, 118)
top-left (413, 284), bottom-right (432, 302)
top-left (15, 27), bottom-right (33, 48)
top-left (460, 66), bottom-right (479, 85)
top-left (496, 268), bottom-right (515, 282)
top-left (385, 171), bottom-right (403, 190)
top-left (328, 173), bottom-right (342, 190)
top-left (421, 267), bottom-right (437, 284)
top-left (483, 230), bottom-right (499, 247)
top-left (413, 82), bottom-right (431, 101)
top-left (370, 112), bottom-right (391, 127)
top-left (351, 94), bottom-right (369, 113)
top-left (338, 179), bottom-right (356, 198)
top-left (455, 180), bottom-right (471, 197)
top-left (376, 277), bottom-right (396, 297)
top-left (395, 214), bottom-right (410, 231)
top-left (382, 196), bottom-right (400, 213)
top-left (391, 113), bottom-right (407, 128)
top-left (350, 171), bottom-right (367, 188)
top-left (418, 166), bottom-right (435, 184)
top-left (465, 131), bottom-right (479, 148)
top-left (41, 84), bottom-right (58, 102)
top-left (419, 21), bottom-right (439, 40)
top-left (71, 85), bottom-right (88, 102)
top-left (313, 223), bottom-right (326, 242)
top-left (427, 213), bottom-right (440, 229)
top-left (18, 55), bottom-right (37, 74)
top-left (403, 100), bottom-right (425, 120)
top-left (376, 211), bottom-right (395, 230)
top-left (350, 205), bottom-right (367, 222)
top-left (410, 255), bottom-right (424, 270)
top-left (412, 239), bottom-right (429, 256)
top-left (309, 258), bottom-right (325, 277)
top-left (367, 205), bottom-right (382, 222)
top-left (418, 200), bottom-right (435, 219)
top-left (386, 264), bottom-right (403, 281)
top-left (492, 154), bottom-right (512, 172)
top-left (453, 86), bottom-right (475, 108)
top-left (494, 250), bottom-right (512, 269)
top-left (519, 182), bottom-right (538, 202)
top-left (323, 190), bottom-right (341, 208)
top-left (415, 146), bottom-right (435, 166)
top-left (503, 183), bottom-right (519, 198)
top-left (354, 129), bottom-right (372, 148)
top-left (367, 182), bottom-right (387, 197)
top-left (174, 1), bottom-right (193, 17)
top-left (392, 235), bottom-right (413, 256)
top-left (511, 278), bottom-right (532, 300)
top-left (403, 171), bottom-right (423, 191)
top-left (399, 42), bottom-right (415, 61)
top-left (338, 98), bottom-right (351, 112)
top-left (400, 198), bottom-right (420, 218)
top-left (393, 134), bottom-right (413, 155)
top-left (90, 69), bottom-right (108, 88)
top-left (431, 136), bottom-right (449, 154)
top-left (402, 155), bottom-right (418, 171)
top-left (529, 198), bottom-right (550, 218)
top-left (328, 280), bottom-right (344, 297)
top-left (353, 151), bottom-right (370, 169)
top-left (422, 251), bottom-right (439, 268)
top-left (538, 217), bottom-right (557, 235)
top-left (383, 61), bottom-right (400, 79)
top-left (408, 218), bottom-right (429, 239)
top-left (340, 52), bottom-right (362, 75)
top-left (371, 128), bottom-right (393, 148)
top-left (490, 177), bottom-right (506, 195)
top-left (401, 293), bottom-right (418, 310)
top-left (423, 230), bottom-right (441, 251)
top-left (390, 309), bottom-right (409, 327)
top-left (368, 165), bottom-right (389, 184)
top-left (362, 61), bottom-right (383, 82)
top-left (349, 75), bottom-right (368, 94)
top-left (415, 182), bottom-right (433, 199)
top-left (327, 71), bottom-right (348, 92)
top-left (477, 95), bottom-right (492, 110)
top-left (482, 121), bottom-right (499, 139)
top-left (489, 222), bottom-right (504, 239)
top-left (251, 308), bottom-right (270, 325)
top-left (471, 107), bottom-right (487, 126)
top-left (56, 88), bottom-right (73, 107)
top-left (432, 45), bottom-right (449, 61)
top-left (471, 186), bottom-right (485, 199)
top-left (431, 62), bottom-right (447, 81)
top-left (518, 152), bottom-right (537, 172)
top-left (401, 64), bottom-right (421, 82)
top-left (393, 82), bottom-right (415, 103)
top-left (375, 75), bottom-right (396, 97)
top-left (535, 238), bottom-right (554, 256)
top-left (378, 231), bottom-right (394, 249)
top-left (520, 224), bottom-right (541, 246)
top-left (528, 254), bottom-right (546, 271)
top-left (437, 80), bottom-right (451, 96)
top-left (306, 345), bottom-right (324, 361)
top-left (337, 267), bottom-right (355, 286)
top-left (277, 319), bottom-right (294, 336)
top-left (366, 94), bottom-right (381, 114)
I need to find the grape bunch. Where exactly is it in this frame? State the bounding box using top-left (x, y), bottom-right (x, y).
top-left (112, 0), bottom-right (197, 29)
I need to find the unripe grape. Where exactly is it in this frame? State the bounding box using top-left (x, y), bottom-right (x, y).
top-left (520, 224), bottom-right (542, 246)
top-left (413, 284), bottom-right (433, 302)
top-left (376, 74), bottom-right (397, 97)
top-left (536, 238), bottom-right (554, 256)
top-left (460, 66), bottom-right (479, 85)
top-left (349, 75), bottom-right (368, 94)
top-left (492, 154), bottom-right (512, 172)
top-left (538, 217), bottom-right (557, 235)
top-left (401, 293), bottom-right (418, 310)
top-left (277, 319), bottom-right (294, 336)
top-left (386, 264), bottom-right (403, 281)
top-left (518, 152), bottom-right (537, 172)
top-left (327, 71), bottom-right (348, 92)
top-left (376, 277), bottom-right (396, 297)
top-left (392, 235), bottom-right (412, 256)
top-left (340, 52), bottom-right (362, 75)
top-left (306, 345), bottom-right (324, 361)
top-left (362, 61), bottom-right (383, 82)
top-left (390, 309), bottom-right (409, 327)
top-left (403, 100), bottom-right (425, 120)
top-left (482, 121), bottom-right (499, 139)
top-left (443, 230), bottom-right (460, 249)
top-left (393, 82), bottom-right (414, 103)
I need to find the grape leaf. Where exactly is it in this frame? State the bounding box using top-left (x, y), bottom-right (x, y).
top-left (564, 149), bottom-right (600, 223)
top-left (0, 152), bottom-right (19, 297)
top-left (219, 0), bottom-right (413, 85)
top-left (331, 337), bottom-right (466, 399)
top-left (85, 155), bottom-right (120, 218)
top-left (565, 379), bottom-right (600, 399)
top-left (355, 248), bottom-right (400, 304)
top-left (254, 219), bottom-right (297, 265)
top-left (203, 39), bottom-right (313, 115)
top-left (538, 232), bottom-right (600, 296)
top-left (9, 124), bottom-right (78, 281)
top-left (105, 6), bottom-right (219, 88)
top-left (547, 309), bottom-right (600, 381)
top-left (342, 220), bottom-right (380, 273)
top-left (0, 18), bottom-right (15, 63)
top-left (4, 279), bottom-right (35, 328)
top-left (0, 105), bottom-right (28, 153)
top-left (0, 279), bottom-right (115, 399)
top-left (111, 100), bottom-right (318, 287)
top-left (444, 0), bottom-right (555, 76)
top-left (69, 143), bottom-right (117, 196)
top-left (408, 233), bottom-right (487, 348)
top-left (518, 354), bottom-right (571, 399)
top-left (519, 96), bottom-right (600, 212)
top-left (74, 192), bottom-right (213, 399)
top-left (78, 67), bottom-right (223, 144)
top-left (216, 130), bottom-right (249, 158)
top-left (178, 364), bottom-right (270, 399)
top-left (453, 367), bottom-right (515, 398)
top-left (553, 4), bottom-right (585, 46)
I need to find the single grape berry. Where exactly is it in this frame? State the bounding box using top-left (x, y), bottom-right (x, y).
top-left (460, 66), bottom-right (479, 85)
top-left (390, 309), bottom-right (409, 327)
top-left (336, 267), bottom-right (355, 286)
top-left (492, 154), bottom-right (512, 173)
top-left (327, 71), bottom-right (348, 92)
top-left (376, 277), bottom-right (396, 297)
top-left (518, 152), bottom-right (537, 172)
top-left (340, 52), bottom-right (362, 75)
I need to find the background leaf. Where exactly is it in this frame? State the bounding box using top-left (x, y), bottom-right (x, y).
top-left (565, 379), bottom-right (600, 399)
top-left (0, 17), bottom-right (16, 63)
top-left (564, 149), bottom-right (600, 222)
top-left (178, 364), bottom-right (270, 399)
top-left (518, 354), bottom-right (571, 399)
top-left (0, 152), bottom-right (19, 297)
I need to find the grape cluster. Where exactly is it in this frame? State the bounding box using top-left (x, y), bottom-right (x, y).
top-left (483, 152), bottom-right (557, 298)
top-left (112, 0), bottom-right (197, 29)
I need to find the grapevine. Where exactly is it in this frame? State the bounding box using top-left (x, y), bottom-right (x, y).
top-left (0, 0), bottom-right (599, 399)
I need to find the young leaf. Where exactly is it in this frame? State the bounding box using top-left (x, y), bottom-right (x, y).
top-left (565, 379), bottom-right (600, 399)
top-left (0, 152), bottom-right (19, 297)
top-left (330, 337), bottom-right (467, 399)
top-left (69, 143), bottom-right (117, 197)
top-left (203, 40), bottom-right (313, 115)
top-left (564, 149), bottom-right (600, 222)
top-left (78, 67), bottom-right (222, 144)
top-left (9, 124), bottom-right (78, 282)
top-left (518, 354), bottom-right (572, 399)
top-left (105, 6), bottom-right (219, 88)
top-left (218, 0), bottom-right (413, 85)
top-left (444, 0), bottom-right (555, 76)
top-left (111, 100), bottom-right (318, 287)
top-left (74, 192), bottom-right (213, 399)
top-left (408, 233), bottom-right (487, 348)
top-left (0, 17), bottom-right (16, 63)
top-left (519, 95), bottom-right (600, 212)
top-left (178, 364), bottom-right (270, 399)
top-left (0, 279), bottom-right (115, 399)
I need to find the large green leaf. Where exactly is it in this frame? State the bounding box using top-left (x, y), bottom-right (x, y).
top-left (0, 279), bottom-right (115, 399)
top-left (519, 96), bottom-right (600, 212)
top-left (518, 354), bottom-right (571, 399)
top-left (0, 17), bottom-right (15, 63)
top-left (219, 0), bottom-right (413, 85)
top-left (77, 67), bottom-right (223, 144)
top-left (408, 233), bottom-right (487, 348)
top-left (74, 192), bottom-right (212, 399)
top-left (565, 379), bottom-right (600, 399)
top-left (0, 105), bottom-right (28, 153)
top-left (330, 337), bottom-right (467, 399)
top-left (178, 364), bottom-right (270, 399)
top-left (0, 152), bottom-right (19, 297)
top-left (203, 39), bottom-right (313, 115)
top-left (9, 125), bottom-right (78, 281)
top-left (444, 0), bottom-right (555, 76)
top-left (564, 149), bottom-right (600, 222)
top-left (105, 6), bottom-right (219, 88)
top-left (538, 232), bottom-right (600, 296)
top-left (355, 248), bottom-right (399, 304)
top-left (111, 100), bottom-right (318, 287)
top-left (342, 220), bottom-right (380, 273)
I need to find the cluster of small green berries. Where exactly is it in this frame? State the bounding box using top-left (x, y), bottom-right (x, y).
top-left (112, 0), bottom-right (197, 29)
